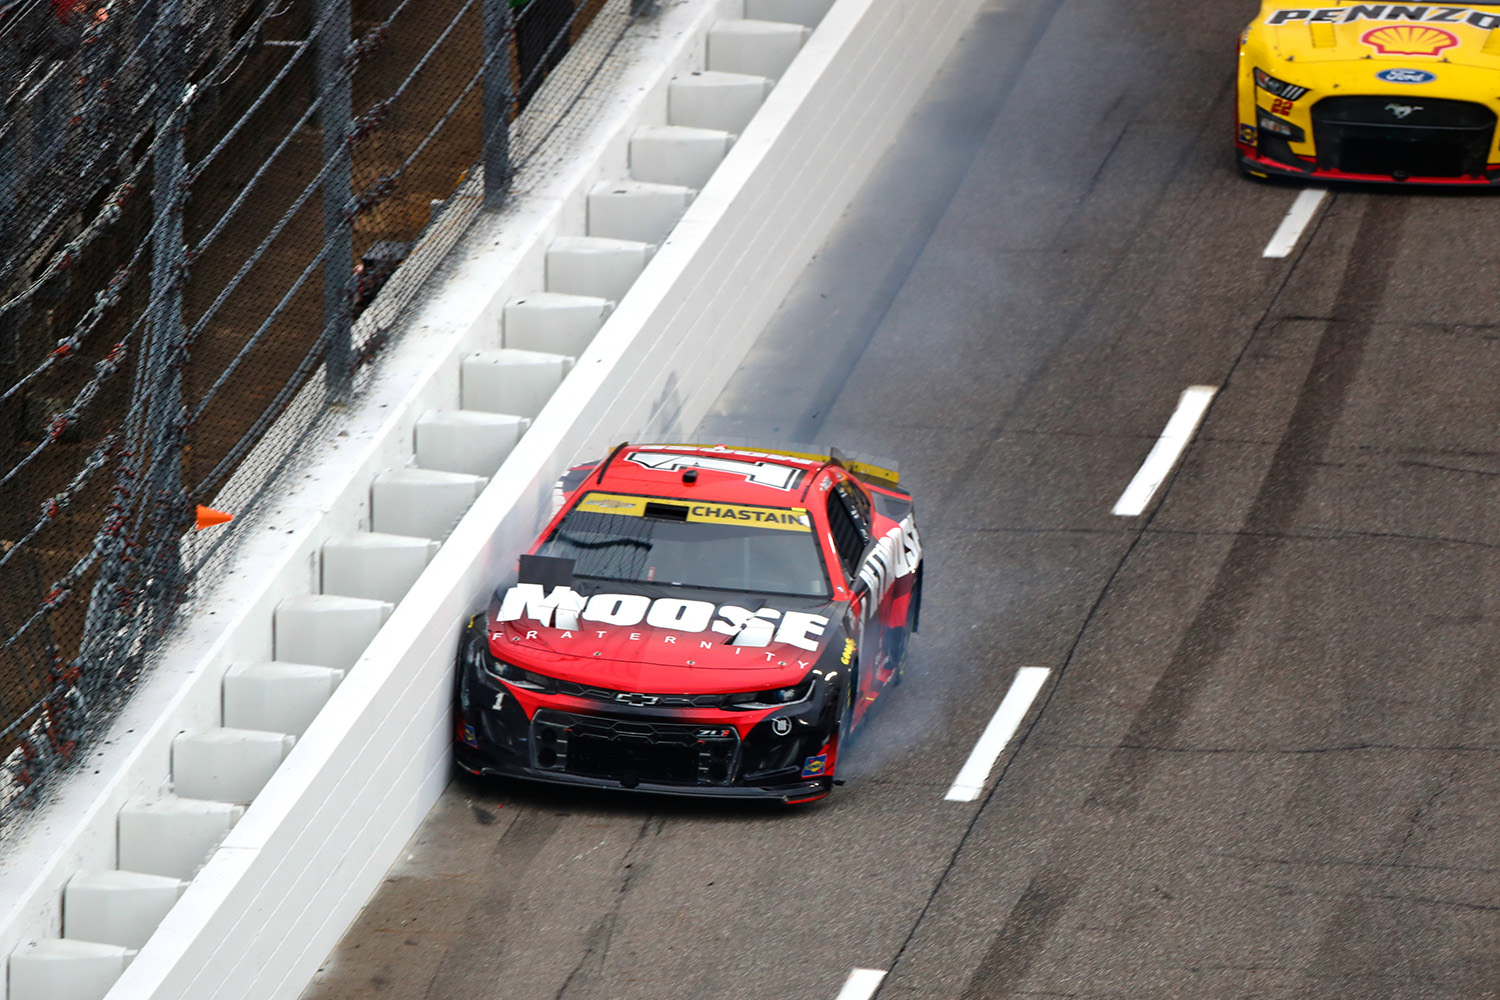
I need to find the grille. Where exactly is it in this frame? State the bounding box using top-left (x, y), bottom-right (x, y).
top-left (551, 680), bottom-right (727, 708)
top-left (532, 710), bottom-right (740, 786)
top-left (1311, 96), bottom-right (1497, 177)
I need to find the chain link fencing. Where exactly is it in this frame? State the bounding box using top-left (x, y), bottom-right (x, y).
top-left (0, 0), bottom-right (648, 821)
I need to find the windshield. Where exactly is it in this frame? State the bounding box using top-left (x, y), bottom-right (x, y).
top-left (537, 492), bottom-right (830, 598)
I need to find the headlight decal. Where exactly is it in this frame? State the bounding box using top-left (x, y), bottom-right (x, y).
top-left (466, 635), bottom-right (559, 693)
top-left (725, 676), bottom-right (816, 710)
top-left (1254, 68), bottom-right (1309, 102)
top-left (489, 661), bottom-right (556, 692)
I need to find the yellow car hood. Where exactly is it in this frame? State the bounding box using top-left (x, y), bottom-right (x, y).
top-left (1258, 2), bottom-right (1500, 67)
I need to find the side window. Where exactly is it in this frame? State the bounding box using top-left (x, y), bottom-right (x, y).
top-left (841, 480), bottom-right (873, 529)
top-left (825, 488), bottom-right (867, 580)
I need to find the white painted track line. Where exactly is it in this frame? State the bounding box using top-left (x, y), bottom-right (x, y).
top-left (1111, 385), bottom-right (1217, 517)
top-left (1262, 188), bottom-right (1327, 258)
top-left (835, 968), bottom-right (888, 1000)
top-left (945, 667), bottom-right (1050, 803)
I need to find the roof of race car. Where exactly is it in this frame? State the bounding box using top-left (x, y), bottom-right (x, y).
top-left (591, 444), bottom-right (834, 507)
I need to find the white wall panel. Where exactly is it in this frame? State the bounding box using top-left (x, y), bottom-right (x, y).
top-left (668, 70), bottom-right (773, 133)
top-left (707, 20), bottom-right (810, 80)
top-left (503, 293), bottom-right (614, 357)
top-left (63, 871), bottom-right (185, 950)
top-left (115, 800), bottom-right (243, 882)
top-left (744, 0), bottom-right (834, 27)
top-left (10, 940), bottom-right (135, 1000)
top-left (222, 662), bottom-right (345, 739)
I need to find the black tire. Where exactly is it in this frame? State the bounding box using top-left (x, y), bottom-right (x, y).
top-left (838, 661), bottom-right (859, 740)
top-left (888, 567), bottom-right (921, 686)
top-left (887, 629), bottom-right (908, 687)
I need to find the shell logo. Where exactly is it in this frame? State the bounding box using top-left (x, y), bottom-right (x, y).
top-left (1360, 24), bottom-right (1459, 57)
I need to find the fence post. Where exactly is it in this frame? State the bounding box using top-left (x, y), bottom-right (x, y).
top-left (482, 0), bottom-right (514, 210)
top-left (317, 0), bottom-right (354, 402)
top-left (141, 0), bottom-right (189, 601)
top-left (0, 123), bottom-right (14, 253)
top-left (0, 122), bottom-right (15, 306)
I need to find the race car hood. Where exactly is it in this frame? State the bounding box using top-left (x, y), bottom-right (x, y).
top-left (485, 579), bottom-right (845, 692)
top-left (1257, 3), bottom-right (1500, 67)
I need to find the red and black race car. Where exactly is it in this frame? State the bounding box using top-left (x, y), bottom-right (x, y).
top-left (454, 442), bottom-right (923, 803)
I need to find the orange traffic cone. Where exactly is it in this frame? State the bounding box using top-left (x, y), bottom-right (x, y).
top-left (195, 505), bottom-right (233, 530)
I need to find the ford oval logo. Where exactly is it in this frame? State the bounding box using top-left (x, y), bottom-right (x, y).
top-left (1377, 68), bottom-right (1437, 84)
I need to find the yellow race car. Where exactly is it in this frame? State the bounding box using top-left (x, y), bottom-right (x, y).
top-left (1237, 2), bottom-right (1500, 183)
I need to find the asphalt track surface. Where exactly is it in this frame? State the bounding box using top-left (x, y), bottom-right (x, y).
top-left (302, 1), bottom-right (1500, 997)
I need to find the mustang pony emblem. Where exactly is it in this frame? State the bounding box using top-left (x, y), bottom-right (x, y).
top-left (1385, 103), bottom-right (1423, 119)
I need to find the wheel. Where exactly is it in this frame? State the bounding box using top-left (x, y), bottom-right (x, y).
top-left (888, 567), bottom-right (922, 686)
top-left (887, 627), bottom-right (909, 687)
top-left (837, 660), bottom-right (860, 740)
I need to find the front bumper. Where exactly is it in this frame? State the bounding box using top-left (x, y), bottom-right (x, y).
top-left (1238, 93), bottom-right (1500, 186)
top-left (454, 741), bottom-right (833, 803)
top-left (1238, 141), bottom-right (1500, 185)
top-left (455, 667), bottom-right (841, 804)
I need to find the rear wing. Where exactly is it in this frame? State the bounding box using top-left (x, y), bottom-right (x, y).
top-left (631, 437), bottom-right (901, 488)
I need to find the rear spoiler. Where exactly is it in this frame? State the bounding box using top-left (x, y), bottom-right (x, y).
top-left (630, 438), bottom-right (901, 488)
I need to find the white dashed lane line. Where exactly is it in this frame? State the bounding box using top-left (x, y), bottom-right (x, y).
top-left (1112, 385), bottom-right (1217, 518)
top-left (1262, 187), bottom-right (1327, 258)
top-left (944, 667), bottom-right (1051, 803)
top-left (834, 969), bottom-right (888, 1000)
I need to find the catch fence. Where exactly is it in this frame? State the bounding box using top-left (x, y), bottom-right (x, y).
top-left (0, 0), bottom-right (654, 820)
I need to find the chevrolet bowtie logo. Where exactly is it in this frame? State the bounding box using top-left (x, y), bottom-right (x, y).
top-left (616, 692), bottom-right (659, 706)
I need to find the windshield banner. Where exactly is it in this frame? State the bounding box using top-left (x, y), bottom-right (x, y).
top-left (575, 492), bottom-right (814, 532)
